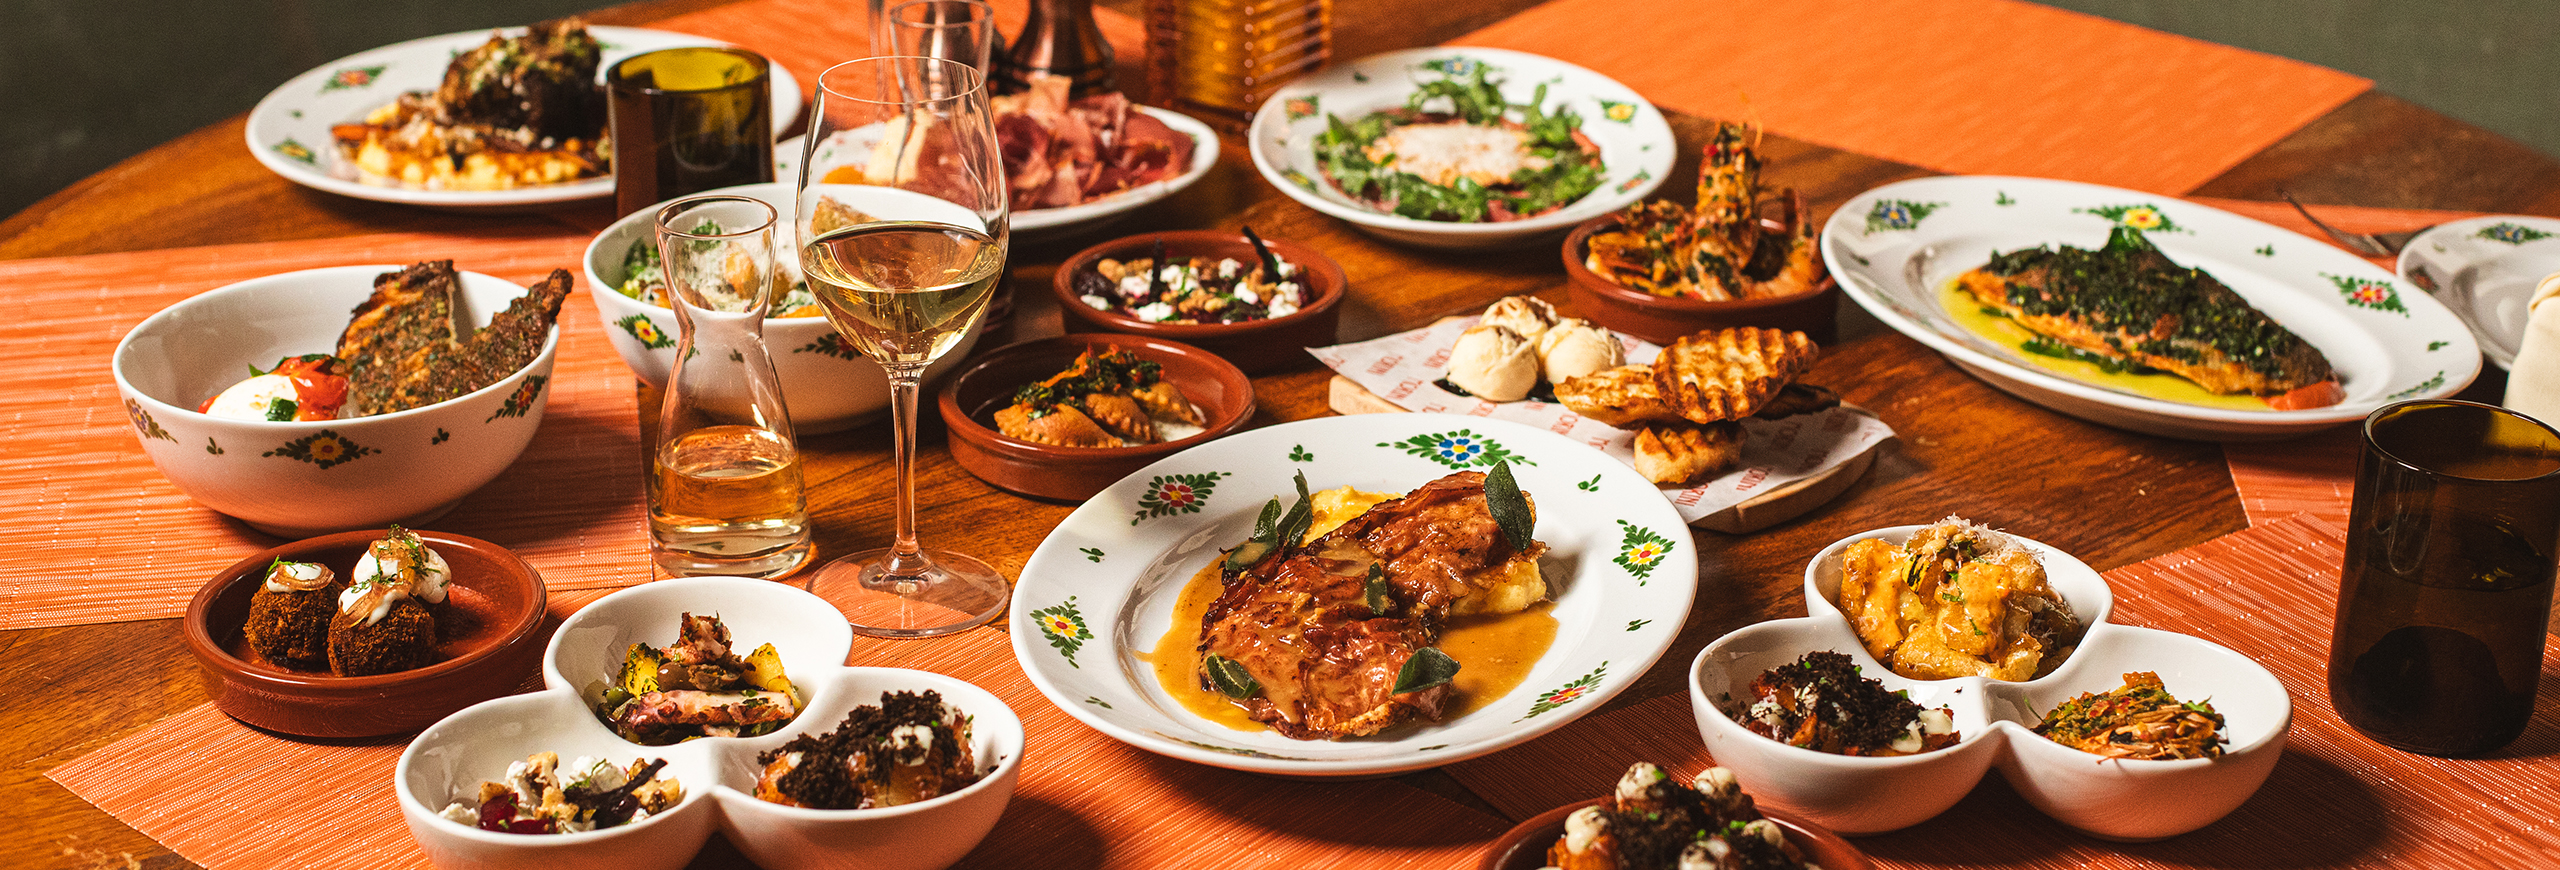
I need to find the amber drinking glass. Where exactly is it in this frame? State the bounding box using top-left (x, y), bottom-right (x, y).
top-left (796, 57), bottom-right (1011, 637)
top-left (2327, 399), bottom-right (2560, 756)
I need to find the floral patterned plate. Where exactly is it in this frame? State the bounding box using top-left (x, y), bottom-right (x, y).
top-left (1009, 414), bottom-right (1697, 777)
top-left (244, 25), bottom-right (801, 208)
top-left (2398, 215), bottom-right (2560, 369)
top-left (1824, 176), bottom-right (2478, 440)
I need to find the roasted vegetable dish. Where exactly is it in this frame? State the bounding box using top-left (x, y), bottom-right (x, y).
top-left (594, 613), bottom-right (801, 744)
top-left (1194, 466), bottom-right (1546, 739)
top-left (1546, 763), bottom-right (1820, 870)
top-left (1069, 232), bottom-right (1307, 325)
top-left (1584, 122), bottom-right (1819, 301)
top-left (991, 347), bottom-right (1203, 448)
top-left (331, 19), bottom-right (608, 191)
top-left (1953, 226), bottom-right (2343, 409)
top-left (1835, 518), bottom-right (2084, 681)
top-left (1314, 58), bottom-right (1603, 222)
top-left (755, 690), bottom-right (983, 809)
top-left (437, 752), bottom-right (683, 834)
top-left (2033, 671), bottom-right (2227, 760)
top-left (1728, 651), bottom-right (1958, 757)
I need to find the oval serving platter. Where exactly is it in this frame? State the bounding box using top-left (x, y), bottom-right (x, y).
top-left (1822, 175), bottom-right (2479, 440)
top-left (247, 25), bottom-right (802, 208)
top-left (1010, 414), bottom-right (1698, 777)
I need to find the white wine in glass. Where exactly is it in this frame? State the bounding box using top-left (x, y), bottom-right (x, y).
top-left (797, 56), bottom-right (1012, 638)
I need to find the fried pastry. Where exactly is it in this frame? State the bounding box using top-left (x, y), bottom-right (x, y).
top-left (1553, 364), bottom-right (1683, 426)
top-left (1631, 421), bottom-right (1745, 486)
top-left (992, 404), bottom-right (1120, 448)
top-left (1650, 327), bottom-right (1818, 423)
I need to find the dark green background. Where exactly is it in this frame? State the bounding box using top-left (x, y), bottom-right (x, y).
top-left (5, 0), bottom-right (2555, 218)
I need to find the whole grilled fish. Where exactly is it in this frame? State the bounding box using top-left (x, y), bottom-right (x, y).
top-left (1954, 227), bottom-right (2342, 409)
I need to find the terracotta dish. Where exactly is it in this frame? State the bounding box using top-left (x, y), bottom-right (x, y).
top-left (938, 334), bottom-right (1256, 501)
top-left (1051, 229), bottom-right (1347, 374)
top-left (183, 529), bottom-right (547, 738)
top-left (1563, 216), bottom-right (1841, 346)
top-left (1478, 797), bottom-right (1870, 870)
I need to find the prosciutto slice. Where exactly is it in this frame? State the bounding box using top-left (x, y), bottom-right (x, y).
top-left (990, 77), bottom-right (1195, 210)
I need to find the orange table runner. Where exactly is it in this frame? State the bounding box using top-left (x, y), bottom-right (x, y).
top-left (1453, 0), bottom-right (2371, 196)
top-left (1445, 514), bottom-right (2560, 868)
top-left (0, 230), bottom-right (652, 630)
top-left (48, 625), bottom-right (1505, 870)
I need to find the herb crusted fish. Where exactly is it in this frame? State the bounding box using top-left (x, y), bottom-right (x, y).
top-left (1953, 227), bottom-right (2343, 409)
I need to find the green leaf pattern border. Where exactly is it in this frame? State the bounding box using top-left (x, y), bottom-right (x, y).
top-left (1132, 471), bottom-right (1231, 525)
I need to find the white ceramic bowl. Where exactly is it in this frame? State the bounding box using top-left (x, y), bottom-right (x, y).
top-left (1689, 525), bottom-right (2288, 840)
top-left (1248, 47), bottom-right (1674, 250)
top-left (111, 265), bottom-right (558, 538)
top-left (402, 577), bottom-right (1022, 870)
top-left (582, 182), bottom-right (983, 434)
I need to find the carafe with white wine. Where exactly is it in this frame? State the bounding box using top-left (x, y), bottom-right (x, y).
top-left (795, 56), bottom-right (1013, 637)
top-left (646, 194), bottom-right (812, 580)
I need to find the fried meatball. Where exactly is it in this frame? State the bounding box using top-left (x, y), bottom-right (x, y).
top-left (244, 586), bottom-right (339, 669)
top-left (328, 598), bottom-right (438, 676)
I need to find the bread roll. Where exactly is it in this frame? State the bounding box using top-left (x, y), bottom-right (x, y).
top-left (1445, 324), bottom-right (1540, 401)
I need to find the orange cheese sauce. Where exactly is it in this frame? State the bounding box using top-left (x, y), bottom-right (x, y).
top-left (1939, 279), bottom-right (2271, 411)
top-left (1134, 558), bottom-right (1558, 733)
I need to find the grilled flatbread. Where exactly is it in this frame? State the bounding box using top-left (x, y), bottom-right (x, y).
top-left (1553, 364), bottom-right (1684, 426)
top-left (1651, 327), bottom-right (1818, 422)
top-left (337, 262), bottom-right (462, 414)
top-left (1631, 421), bottom-right (1745, 486)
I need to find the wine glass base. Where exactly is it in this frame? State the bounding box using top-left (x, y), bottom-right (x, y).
top-left (806, 547), bottom-right (1011, 638)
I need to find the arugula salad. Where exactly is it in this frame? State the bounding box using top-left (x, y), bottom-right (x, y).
top-left (1313, 58), bottom-right (1604, 223)
top-left (617, 220), bottom-right (821, 317)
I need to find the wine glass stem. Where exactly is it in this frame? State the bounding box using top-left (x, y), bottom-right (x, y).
top-left (884, 364), bottom-right (932, 579)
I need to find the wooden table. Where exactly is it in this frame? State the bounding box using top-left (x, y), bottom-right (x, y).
top-left (8, 0), bottom-right (2555, 867)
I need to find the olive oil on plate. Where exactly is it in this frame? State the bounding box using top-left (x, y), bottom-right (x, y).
top-left (1937, 280), bottom-right (2270, 411)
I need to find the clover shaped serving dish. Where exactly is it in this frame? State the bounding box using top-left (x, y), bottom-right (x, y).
top-left (396, 577), bottom-right (1023, 870)
top-left (1687, 526), bottom-right (2290, 841)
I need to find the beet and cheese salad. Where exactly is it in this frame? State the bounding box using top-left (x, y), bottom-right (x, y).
top-left (1313, 58), bottom-right (1604, 223)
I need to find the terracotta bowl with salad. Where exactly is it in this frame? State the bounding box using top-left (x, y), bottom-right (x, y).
top-left (937, 333), bottom-right (1256, 501)
top-left (1050, 229), bottom-right (1346, 374)
top-left (581, 181), bottom-right (984, 434)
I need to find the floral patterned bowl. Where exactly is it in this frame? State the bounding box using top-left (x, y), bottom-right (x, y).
top-left (582, 181), bottom-right (984, 435)
top-left (111, 265), bottom-right (557, 538)
top-left (1009, 414), bottom-right (1697, 777)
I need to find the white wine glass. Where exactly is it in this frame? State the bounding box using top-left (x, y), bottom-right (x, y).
top-left (795, 56), bottom-right (1010, 638)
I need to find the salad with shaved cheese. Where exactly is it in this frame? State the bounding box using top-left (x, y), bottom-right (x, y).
top-left (1312, 58), bottom-right (1604, 223)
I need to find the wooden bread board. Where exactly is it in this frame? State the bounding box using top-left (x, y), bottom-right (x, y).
top-left (1327, 375), bottom-right (1882, 534)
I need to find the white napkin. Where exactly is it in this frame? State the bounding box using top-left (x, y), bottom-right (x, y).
top-left (2501, 272), bottom-right (2560, 425)
top-left (1309, 318), bottom-right (1897, 526)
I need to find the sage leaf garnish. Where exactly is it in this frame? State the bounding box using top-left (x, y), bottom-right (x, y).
top-left (1273, 471), bottom-right (1315, 550)
top-left (1393, 647), bottom-right (1460, 694)
top-left (1363, 563), bottom-right (1392, 615)
top-left (1484, 459), bottom-right (1532, 552)
top-left (1225, 497), bottom-right (1285, 570)
top-left (1204, 653), bottom-right (1261, 699)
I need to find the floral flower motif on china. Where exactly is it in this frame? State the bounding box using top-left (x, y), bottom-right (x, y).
top-left (1030, 597), bottom-right (1094, 667)
top-left (1133, 471), bottom-right (1230, 524)
top-left (2474, 222), bottom-right (2553, 245)
top-left (2323, 272), bottom-right (2409, 315)
top-left (1519, 662), bottom-right (1607, 721)
top-left (617, 314), bottom-right (674, 350)
top-left (799, 331), bottom-right (858, 360)
top-left (1379, 429), bottom-right (1535, 470)
top-left (126, 399), bottom-right (175, 442)
top-left (2074, 202), bottom-right (2188, 234)
top-left (273, 139), bottom-right (318, 166)
top-left (1863, 199), bottom-right (1946, 234)
top-left (486, 375), bottom-right (548, 421)
top-left (323, 64), bottom-right (387, 92)
top-left (1612, 520), bottom-right (1675, 583)
top-left (264, 429), bottom-right (377, 469)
